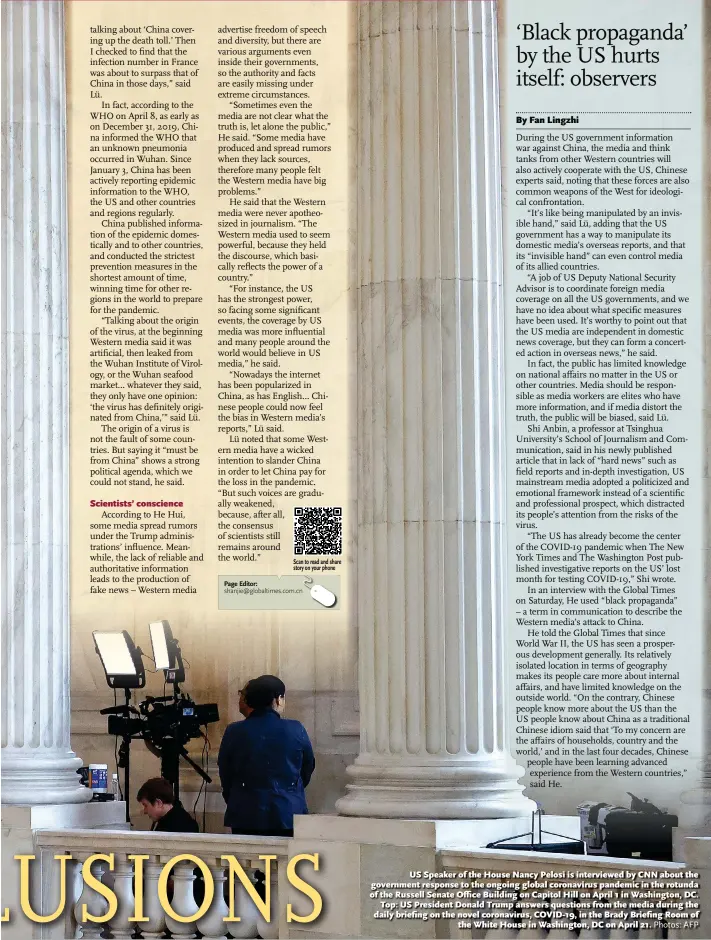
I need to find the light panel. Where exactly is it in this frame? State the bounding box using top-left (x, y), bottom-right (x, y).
top-left (93, 631), bottom-right (138, 676)
top-left (149, 620), bottom-right (173, 671)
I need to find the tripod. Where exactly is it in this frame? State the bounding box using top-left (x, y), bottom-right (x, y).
top-left (101, 688), bottom-right (136, 824)
top-left (158, 737), bottom-right (212, 804)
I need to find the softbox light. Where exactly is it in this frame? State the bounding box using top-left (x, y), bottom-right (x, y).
top-left (149, 620), bottom-right (185, 684)
top-left (93, 630), bottom-right (146, 689)
top-left (149, 620), bottom-right (172, 671)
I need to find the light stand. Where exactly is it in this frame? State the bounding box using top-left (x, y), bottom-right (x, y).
top-left (109, 689), bottom-right (133, 821)
top-left (93, 630), bottom-right (146, 822)
top-left (149, 621), bottom-right (211, 802)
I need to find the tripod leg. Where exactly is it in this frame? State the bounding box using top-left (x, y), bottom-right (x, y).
top-left (124, 739), bottom-right (130, 823)
top-left (118, 737), bottom-right (131, 824)
top-left (123, 690), bottom-right (131, 823)
top-left (160, 744), bottom-right (181, 803)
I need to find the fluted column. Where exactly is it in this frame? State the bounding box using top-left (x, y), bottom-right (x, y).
top-left (337, 0), bottom-right (534, 818)
top-left (1, 0), bottom-right (89, 803)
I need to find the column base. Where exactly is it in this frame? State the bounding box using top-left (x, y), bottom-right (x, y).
top-left (1, 747), bottom-right (92, 804)
top-left (336, 753), bottom-right (536, 819)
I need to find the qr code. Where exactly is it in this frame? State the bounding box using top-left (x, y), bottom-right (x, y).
top-left (294, 507), bottom-right (342, 555)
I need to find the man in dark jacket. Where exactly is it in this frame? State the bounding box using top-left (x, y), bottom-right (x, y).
top-left (217, 675), bottom-right (315, 837)
top-left (136, 776), bottom-right (199, 832)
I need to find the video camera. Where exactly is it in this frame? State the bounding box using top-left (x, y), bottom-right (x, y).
top-left (106, 695), bottom-right (219, 746)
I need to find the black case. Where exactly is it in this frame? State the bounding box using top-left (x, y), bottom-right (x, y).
top-left (603, 809), bottom-right (678, 861)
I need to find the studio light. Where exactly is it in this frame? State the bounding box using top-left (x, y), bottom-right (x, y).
top-left (149, 619), bottom-right (185, 685)
top-left (149, 620), bottom-right (172, 671)
top-left (93, 630), bottom-right (146, 690)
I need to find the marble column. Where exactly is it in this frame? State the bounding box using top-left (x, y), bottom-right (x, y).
top-left (1, 0), bottom-right (90, 804)
top-left (337, 0), bottom-right (534, 818)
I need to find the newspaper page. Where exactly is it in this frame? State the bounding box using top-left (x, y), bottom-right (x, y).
top-left (0, 0), bottom-right (708, 937)
top-left (503, 0), bottom-right (705, 815)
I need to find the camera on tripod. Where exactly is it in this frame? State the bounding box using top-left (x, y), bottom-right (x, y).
top-left (93, 621), bottom-right (219, 822)
top-left (106, 696), bottom-right (219, 745)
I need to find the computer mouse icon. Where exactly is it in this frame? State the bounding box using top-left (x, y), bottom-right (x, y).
top-left (310, 584), bottom-right (337, 608)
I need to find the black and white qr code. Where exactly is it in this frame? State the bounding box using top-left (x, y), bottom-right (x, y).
top-left (294, 507), bottom-right (342, 555)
